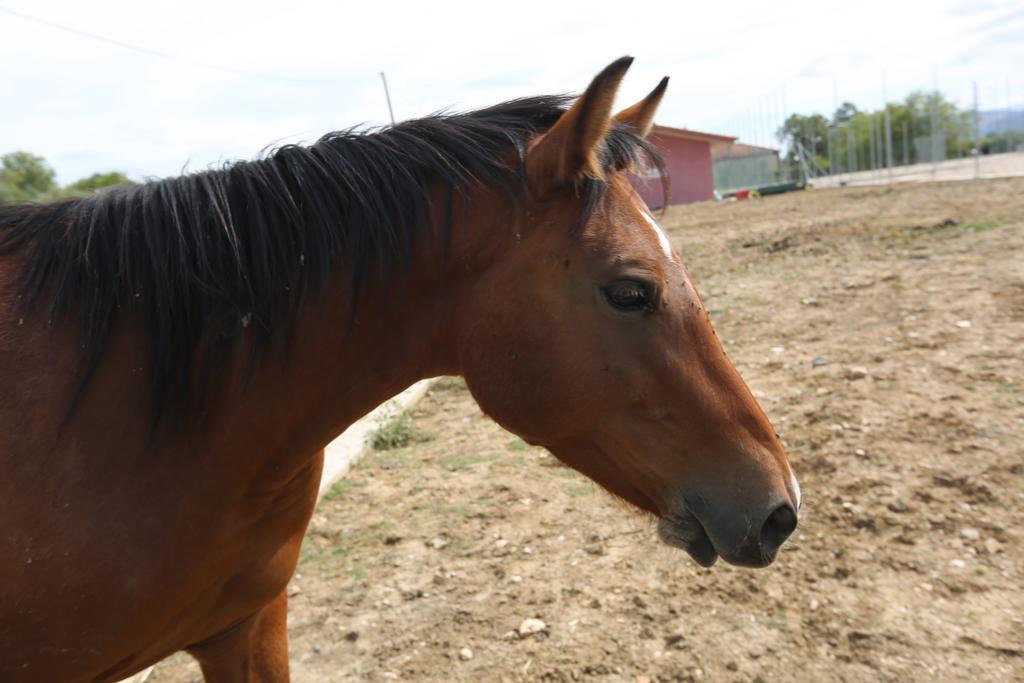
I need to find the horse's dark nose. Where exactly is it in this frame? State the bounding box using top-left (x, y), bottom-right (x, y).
top-left (680, 493), bottom-right (799, 567)
top-left (759, 502), bottom-right (798, 558)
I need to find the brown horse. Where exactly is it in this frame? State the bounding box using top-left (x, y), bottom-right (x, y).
top-left (0, 57), bottom-right (799, 682)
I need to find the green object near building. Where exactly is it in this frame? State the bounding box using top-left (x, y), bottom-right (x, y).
top-left (712, 143), bottom-right (781, 193)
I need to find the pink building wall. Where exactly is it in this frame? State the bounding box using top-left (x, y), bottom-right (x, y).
top-left (634, 134), bottom-right (716, 209)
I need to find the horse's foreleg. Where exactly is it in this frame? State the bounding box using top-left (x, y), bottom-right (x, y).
top-left (182, 449), bottom-right (322, 682)
top-left (186, 588), bottom-right (290, 682)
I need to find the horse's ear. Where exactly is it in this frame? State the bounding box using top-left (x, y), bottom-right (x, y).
top-left (526, 56), bottom-right (633, 190)
top-left (613, 76), bottom-right (669, 138)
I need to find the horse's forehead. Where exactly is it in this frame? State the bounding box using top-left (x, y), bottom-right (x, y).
top-left (635, 205), bottom-right (675, 261)
top-left (591, 184), bottom-right (677, 265)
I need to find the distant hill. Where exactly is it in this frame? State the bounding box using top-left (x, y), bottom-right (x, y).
top-left (979, 109), bottom-right (1023, 136)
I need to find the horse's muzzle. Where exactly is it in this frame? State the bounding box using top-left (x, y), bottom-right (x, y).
top-left (656, 510), bottom-right (718, 567)
top-left (658, 499), bottom-right (798, 568)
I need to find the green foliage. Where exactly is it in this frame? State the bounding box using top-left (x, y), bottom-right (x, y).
top-left (0, 181), bottom-right (17, 206)
top-left (778, 112), bottom-right (830, 173)
top-left (832, 101), bottom-right (859, 124)
top-left (506, 437), bottom-right (530, 451)
top-left (321, 477), bottom-right (366, 502)
top-left (778, 91), bottom-right (982, 178)
top-left (64, 171), bottom-right (134, 196)
top-left (977, 130), bottom-right (1024, 154)
top-left (441, 452), bottom-right (498, 472)
top-left (370, 412), bottom-right (431, 451)
top-left (0, 150), bottom-right (133, 205)
top-left (430, 376), bottom-right (467, 393)
top-left (0, 151), bottom-right (59, 203)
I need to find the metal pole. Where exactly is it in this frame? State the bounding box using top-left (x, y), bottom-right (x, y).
top-left (754, 100), bottom-right (760, 147)
top-left (765, 97), bottom-right (770, 148)
top-left (764, 98), bottom-right (769, 147)
top-left (831, 126), bottom-right (839, 178)
top-left (883, 75), bottom-right (894, 179)
top-left (836, 128), bottom-right (842, 175)
top-left (847, 122), bottom-right (857, 173)
top-left (878, 113), bottom-right (885, 174)
top-left (839, 126), bottom-right (846, 174)
top-left (827, 127), bottom-right (834, 176)
top-left (836, 126), bottom-right (844, 176)
top-left (762, 99), bottom-right (767, 148)
top-left (856, 119), bottom-right (861, 174)
top-left (930, 65), bottom-right (939, 178)
top-left (885, 107), bottom-right (894, 178)
top-left (760, 97), bottom-right (765, 147)
top-left (1007, 78), bottom-right (1013, 154)
top-left (973, 81), bottom-right (980, 180)
top-left (881, 73), bottom-right (889, 178)
top-left (777, 93), bottom-right (782, 150)
top-left (864, 115), bottom-right (870, 173)
top-left (380, 72), bottom-right (395, 125)
top-left (781, 87), bottom-right (788, 136)
top-left (902, 120), bottom-right (909, 167)
top-left (761, 98), bottom-right (766, 147)
top-left (875, 112), bottom-right (882, 177)
top-left (868, 114), bottom-right (876, 173)
top-left (877, 113), bottom-right (884, 177)
top-left (1020, 79), bottom-right (1024, 152)
top-left (880, 112), bottom-right (888, 178)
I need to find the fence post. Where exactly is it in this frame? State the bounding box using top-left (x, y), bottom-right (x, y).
top-left (884, 107), bottom-right (893, 179)
top-left (930, 70), bottom-right (939, 178)
top-left (902, 121), bottom-right (909, 167)
top-left (869, 114), bottom-right (877, 175)
top-left (1007, 79), bottom-right (1013, 154)
top-left (973, 81), bottom-right (980, 180)
top-left (847, 123), bottom-right (857, 174)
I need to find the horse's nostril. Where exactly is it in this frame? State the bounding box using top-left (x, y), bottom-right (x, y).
top-left (760, 503), bottom-right (798, 556)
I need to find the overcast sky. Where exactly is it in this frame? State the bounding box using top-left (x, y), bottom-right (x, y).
top-left (1, 0), bottom-right (1021, 184)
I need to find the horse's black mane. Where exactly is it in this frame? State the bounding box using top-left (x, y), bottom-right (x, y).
top-left (0, 95), bottom-right (663, 422)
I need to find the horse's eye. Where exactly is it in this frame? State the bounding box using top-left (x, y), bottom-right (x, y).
top-left (604, 280), bottom-right (653, 312)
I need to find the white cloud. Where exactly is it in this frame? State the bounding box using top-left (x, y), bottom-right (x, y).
top-left (1, 0), bottom-right (1021, 183)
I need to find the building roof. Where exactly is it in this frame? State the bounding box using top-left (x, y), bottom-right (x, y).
top-left (650, 124), bottom-right (736, 145)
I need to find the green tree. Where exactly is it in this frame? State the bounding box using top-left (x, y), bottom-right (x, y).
top-left (64, 171), bottom-right (134, 196)
top-left (822, 90), bottom-right (972, 174)
top-left (0, 151), bottom-right (59, 203)
top-left (0, 152), bottom-right (135, 205)
top-left (902, 90), bottom-right (971, 160)
top-left (979, 130), bottom-right (1024, 154)
top-left (832, 102), bottom-right (859, 124)
top-left (0, 179), bottom-right (17, 205)
top-left (777, 113), bottom-right (830, 177)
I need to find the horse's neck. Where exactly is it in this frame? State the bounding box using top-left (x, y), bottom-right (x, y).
top-left (212, 194), bottom-right (508, 468)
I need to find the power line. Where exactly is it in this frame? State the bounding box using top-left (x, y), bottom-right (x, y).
top-left (0, 4), bottom-right (336, 84)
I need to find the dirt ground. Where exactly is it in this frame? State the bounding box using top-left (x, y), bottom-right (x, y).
top-left (150, 178), bottom-right (1024, 682)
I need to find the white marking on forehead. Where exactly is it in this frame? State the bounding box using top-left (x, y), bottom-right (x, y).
top-left (790, 471), bottom-right (802, 510)
top-left (638, 208), bottom-right (675, 261)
